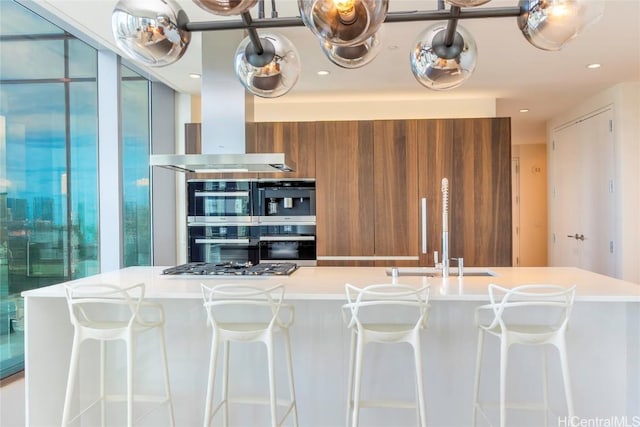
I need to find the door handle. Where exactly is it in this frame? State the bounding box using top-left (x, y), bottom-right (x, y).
top-left (421, 198), bottom-right (427, 254)
top-left (566, 233), bottom-right (585, 241)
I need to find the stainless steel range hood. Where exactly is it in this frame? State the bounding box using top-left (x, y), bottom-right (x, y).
top-left (150, 153), bottom-right (293, 173)
top-left (150, 30), bottom-right (293, 174)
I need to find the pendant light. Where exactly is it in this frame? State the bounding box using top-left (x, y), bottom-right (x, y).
top-left (111, 0), bottom-right (190, 66)
top-left (234, 31), bottom-right (301, 98)
top-left (320, 29), bottom-right (383, 69)
top-left (410, 22), bottom-right (477, 91)
top-left (110, 0), bottom-right (605, 95)
top-left (193, 0), bottom-right (257, 16)
top-left (298, 0), bottom-right (388, 46)
top-left (447, 0), bottom-right (491, 6)
top-left (519, 0), bottom-right (605, 51)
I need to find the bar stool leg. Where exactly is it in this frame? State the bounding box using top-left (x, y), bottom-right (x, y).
top-left (100, 340), bottom-right (106, 427)
top-left (127, 334), bottom-right (134, 427)
top-left (542, 347), bottom-right (549, 427)
top-left (346, 329), bottom-right (356, 427)
top-left (158, 326), bottom-right (175, 426)
top-left (62, 332), bottom-right (81, 426)
top-left (412, 337), bottom-right (427, 427)
top-left (266, 333), bottom-right (278, 427)
top-left (499, 338), bottom-right (510, 427)
top-left (556, 338), bottom-right (574, 418)
top-left (203, 334), bottom-right (219, 427)
top-left (221, 341), bottom-right (230, 427)
top-left (351, 334), bottom-right (365, 427)
top-left (471, 328), bottom-right (484, 427)
top-left (282, 328), bottom-right (299, 426)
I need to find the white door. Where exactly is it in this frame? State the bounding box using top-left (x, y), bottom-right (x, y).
top-left (550, 108), bottom-right (615, 276)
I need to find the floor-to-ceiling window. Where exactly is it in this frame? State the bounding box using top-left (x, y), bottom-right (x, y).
top-left (121, 67), bottom-right (151, 267)
top-left (0, 0), bottom-right (98, 378)
top-left (0, 0), bottom-right (153, 380)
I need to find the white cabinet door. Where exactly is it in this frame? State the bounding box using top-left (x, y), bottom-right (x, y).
top-left (550, 108), bottom-right (615, 276)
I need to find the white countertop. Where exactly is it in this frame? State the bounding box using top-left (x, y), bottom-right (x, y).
top-left (22, 266), bottom-right (640, 302)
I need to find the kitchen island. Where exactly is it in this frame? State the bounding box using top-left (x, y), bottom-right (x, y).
top-left (23, 266), bottom-right (639, 426)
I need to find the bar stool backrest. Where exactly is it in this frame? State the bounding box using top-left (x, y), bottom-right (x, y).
top-left (482, 284), bottom-right (576, 333)
top-left (343, 284), bottom-right (430, 331)
top-left (64, 283), bottom-right (147, 334)
top-left (201, 284), bottom-right (291, 331)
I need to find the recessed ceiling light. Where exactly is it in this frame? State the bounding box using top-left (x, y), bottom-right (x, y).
top-left (586, 63), bottom-right (601, 69)
top-left (189, 73), bottom-right (201, 79)
top-left (519, 109), bottom-right (529, 113)
top-left (317, 70), bottom-right (330, 76)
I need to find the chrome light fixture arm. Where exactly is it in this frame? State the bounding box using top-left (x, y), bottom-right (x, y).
top-left (183, 7), bottom-right (523, 33)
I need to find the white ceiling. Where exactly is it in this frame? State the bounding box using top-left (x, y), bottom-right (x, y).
top-left (34, 0), bottom-right (640, 144)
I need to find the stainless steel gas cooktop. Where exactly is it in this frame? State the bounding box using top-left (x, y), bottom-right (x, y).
top-left (162, 262), bottom-right (298, 276)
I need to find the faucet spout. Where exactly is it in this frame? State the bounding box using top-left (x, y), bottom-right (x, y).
top-left (441, 178), bottom-right (450, 277)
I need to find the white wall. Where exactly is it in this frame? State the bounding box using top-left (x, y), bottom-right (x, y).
top-left (548, 82), bottom-right (640, 283)
top-left (252, 95), bottom-right (496, 122)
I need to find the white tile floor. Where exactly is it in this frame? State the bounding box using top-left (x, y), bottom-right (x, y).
top-left (0, 373), bottom-right (25, 427)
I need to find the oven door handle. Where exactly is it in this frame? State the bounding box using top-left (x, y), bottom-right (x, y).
top-left (195, 191), bottom-right (250, 197)
top-left (259, 236), bottom-right (316, 242)
top-left (195, 238), bottom-right (251, 244)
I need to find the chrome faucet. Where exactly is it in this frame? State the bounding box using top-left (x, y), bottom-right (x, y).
top-left (450, 257), bottom-right (464, 277)
top-left (441, 178), bottom-right (450, 277)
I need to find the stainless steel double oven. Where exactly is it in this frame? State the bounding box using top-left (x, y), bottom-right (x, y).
top-left (187, 179), bottom-right (316, 265)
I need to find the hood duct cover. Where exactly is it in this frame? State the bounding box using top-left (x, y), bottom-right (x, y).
top-left (150, 30), bottom-right (293, 173)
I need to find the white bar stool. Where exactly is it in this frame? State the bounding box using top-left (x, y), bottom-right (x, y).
top-left (472, 284), bottom-right (576, 427)
top-left (343, 283), bottom-right (430, 427)
top-left (62, 283), bottom-right (175, 426)
top-left (201, 283), bottom-right (298, 427)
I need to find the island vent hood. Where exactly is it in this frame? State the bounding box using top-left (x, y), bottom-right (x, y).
top-left (150, 31), bottom-right (294, 174)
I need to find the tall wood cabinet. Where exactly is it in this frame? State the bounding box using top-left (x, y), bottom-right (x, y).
top-left (315, 118), bottom-right (511, 267)
top-left (417, 118), bottom-right (512, 266)
top-left (315, 120), bottom-right (420, 266)
top-left (315, 121), bottom-right (376, 265)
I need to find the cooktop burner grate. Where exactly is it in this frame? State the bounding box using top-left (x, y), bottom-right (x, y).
top-left (162, 262), bottom-right (298, 276)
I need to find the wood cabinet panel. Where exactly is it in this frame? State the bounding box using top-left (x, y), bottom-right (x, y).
top-left (373, 120), bottom-right (419, 259)
top-left (249, 122), bottom-right (316, 178)
top-left (418, 118), bottom-right (512, 267)
top-left (417, 119), bottom-right (454, 266)
top-left (315, 121), bottom-right (375, 258)
top-left (185, 122), bottom-right (260, 180)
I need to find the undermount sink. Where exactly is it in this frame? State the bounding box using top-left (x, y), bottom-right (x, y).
top-left (385, 267), bottom-right (497, 277)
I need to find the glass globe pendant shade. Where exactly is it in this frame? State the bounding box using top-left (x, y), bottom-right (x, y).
top-left (320, 29), bottom-right (382, 69)
top-left (518, 0), bottom-right (605, 51)
top-left (112, 0), bottom-right (191, 67)
top-left (298, 0), bottom-right (388, 46)
top-left (410, 23), bottom-right (477, 91)
top-left (234, 32), bottom-right (301, 98)
top-left (192, 0), bottom-right (257, 16)
top-left (446, 0), bottom-right (491, 7)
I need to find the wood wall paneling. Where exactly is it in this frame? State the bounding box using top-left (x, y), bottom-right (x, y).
top-left (185, 122), bottom-right (260, 180)
top-left (253, 122), bottom-right (316, 178)
top-left (417, 119), bottom-right (454, 266)
top-left (417, 118), bottom-right (511, 267)
top-left (315, 121), bottom-right (375, 258)
top-left (373, 120), bottom-right (419, 260)
top-left (183, 118), bottom-right (511, 267)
